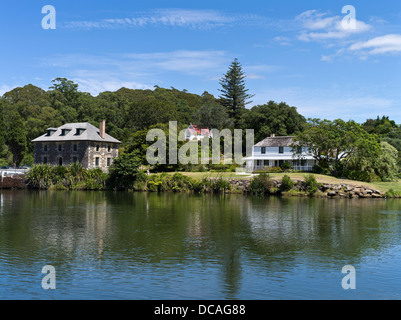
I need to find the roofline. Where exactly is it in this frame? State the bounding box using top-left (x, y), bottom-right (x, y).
top-left (32, 138), bottom-right (122, 144)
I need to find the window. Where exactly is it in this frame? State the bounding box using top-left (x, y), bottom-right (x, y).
top-left (75, 128), bottom-right (86, 136)
top-left (43, 145), bottom-right (48, 152)
top-left (96, 145), bottom-right (100, 152)
top-left (46, 129), bottom-right (56, 136)
top-left (73, 144), bottom-right (77, 152)
top-left (107, 145), bottom-right (111, 153)
top-left (261, 147), bottom-right (266, 154)
top-left (95, 157), bottom-right (100, 167)
top-left (60, 129), bottom-right (71, 136)
top-left (59, 157), bottom-right (63, 166)
top-left (58, 145), bottom-right (62, 152)
top-left (43, 157), bottom-right (48, 164)
top-left (107, 158), bottom-right (111, 167)
top-left (279, 147), bottom-right (284, 154)
top-left (72, 157), bottom-right (78, 163)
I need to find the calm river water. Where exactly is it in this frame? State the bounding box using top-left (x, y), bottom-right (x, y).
top-left (0, 190), bottom-right (401, 300)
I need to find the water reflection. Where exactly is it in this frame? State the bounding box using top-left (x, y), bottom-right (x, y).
top-left (0, 190), bottom-right (401, 299)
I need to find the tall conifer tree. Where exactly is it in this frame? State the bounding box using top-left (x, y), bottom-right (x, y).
top-left (218, 58), bottom-right (254, 126)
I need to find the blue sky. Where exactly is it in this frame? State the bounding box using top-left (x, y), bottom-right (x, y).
top-left (0, 0), bottom-right (400, 123)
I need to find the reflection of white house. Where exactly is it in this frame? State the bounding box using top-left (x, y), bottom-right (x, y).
top-left (185, 124), bottom-right (213, 141)
top-left (243, 135), bottom-right (316, 172)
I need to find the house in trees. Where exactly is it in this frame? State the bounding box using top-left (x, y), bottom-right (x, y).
top-left (185, 124), bottom-right (213, 141)
top-left (243, 134), bottom-right (316, 172)
top-left (32, 121), bottom-right (121, 170)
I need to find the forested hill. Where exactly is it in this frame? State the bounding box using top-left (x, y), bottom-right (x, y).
top-left (0, 78), bottom-right (307, 167)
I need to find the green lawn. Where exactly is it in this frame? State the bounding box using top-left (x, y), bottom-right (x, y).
top-left (167, 171), bottom-right (401, 193)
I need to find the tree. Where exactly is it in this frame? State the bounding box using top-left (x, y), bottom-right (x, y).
top-left (193, 102), bottom-right (233, 130)
top-left (242, 101), bottom-right (307, 142)
top-left (48, 78), bottom-right (80, 123)
top-left (107, 152), bottom-right (144, 190)
top-left (345, 142), bottom-right (398, 182)
top-left (7, 112), bottom-right (27, 167)
top-left (219, 58), bottom-right (254, 126)
top-left (362, 116), bottom-right (398, 135)
top-left (294, 118), bottom-right (381, 179)
top-left (0, 100), bottom-right (9, 162)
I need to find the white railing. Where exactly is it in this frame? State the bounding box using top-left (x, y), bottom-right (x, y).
top-left (247, 166), bottom-right (313, 172)
top-left (1, 169), bottom-right (29, 182)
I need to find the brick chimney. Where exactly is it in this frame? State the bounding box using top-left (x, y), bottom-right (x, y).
top-left (100, 120), bottom-right (106, 139)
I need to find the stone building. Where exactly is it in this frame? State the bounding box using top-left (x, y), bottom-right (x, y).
top-left (32, 121), bottom-right (121, 170)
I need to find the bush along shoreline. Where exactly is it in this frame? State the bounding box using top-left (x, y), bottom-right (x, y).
top-left (5, 165), bottom-right (395, 198)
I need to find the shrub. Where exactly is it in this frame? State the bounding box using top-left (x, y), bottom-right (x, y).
top-left (304, 174), bottom-right (319, 195)
top-left (249, 173), bottom-right (275, 195)
top-left (385, 189), bottom-right (401, 198)
top-left (25, 164), bottom-right (53, 189)
top-left (210, 177), bottom-right (232, 193)
top-left (280, 175), bottom-right (294, 192)
top-left (280, 162), bottom-right (292, 171)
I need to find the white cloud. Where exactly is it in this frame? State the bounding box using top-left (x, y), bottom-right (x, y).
top-left (349, 34), bottom-right (401, 55)
top-left (0, 84), bottom-right (15, 96)
top-left (63, 9), bottom-right (263, 30)
top-left (296, 10), bottom-right (371, 42)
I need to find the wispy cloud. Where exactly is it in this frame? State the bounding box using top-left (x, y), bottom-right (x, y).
top-left (63, 8), bottom-right (265, 30)
top-left (349, 34), bottom-right (401, 55)
top-left (0, 84), bottom-right (14, 96)
top-left (40, 50), bottom-right (234, 95)
top-left (296, 9), bottom-right (371, 42)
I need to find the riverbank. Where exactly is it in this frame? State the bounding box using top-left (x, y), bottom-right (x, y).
top-left (1, 172), bottom-right (396, 198)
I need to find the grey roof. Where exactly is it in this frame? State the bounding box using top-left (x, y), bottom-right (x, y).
top-left (32, 122), bottom-right (122, 144)
top-left (255, 136), bottom-right (299, 147)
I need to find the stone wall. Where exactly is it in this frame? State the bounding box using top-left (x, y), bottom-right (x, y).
top-left (34, 141), bottom-right (119, 171)
top-left (227, 178), bottom-right (384, 198)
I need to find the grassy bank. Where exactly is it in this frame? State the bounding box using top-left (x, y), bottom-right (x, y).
top-left (23, 164), bottom-right (401, 197)
top-left (172, 171), bottom-right (401, 194)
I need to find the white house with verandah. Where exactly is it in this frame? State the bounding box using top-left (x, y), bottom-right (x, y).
top-left (243, 134), bottom-right (316, 172)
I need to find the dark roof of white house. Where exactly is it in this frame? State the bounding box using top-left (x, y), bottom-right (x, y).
top-left (255, 136), bottom-right (299, 147)
top-left (31, 122), bottom-right (122, 144)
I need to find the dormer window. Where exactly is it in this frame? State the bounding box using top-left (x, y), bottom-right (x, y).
top-left (45, 128), bottom-right (57, 136)
top-left (75, 128), bottom-right (86, 136)
top-left (279, 147), bottom-right (284, 154)
top-left (60, 128), bottom-right (71, 136)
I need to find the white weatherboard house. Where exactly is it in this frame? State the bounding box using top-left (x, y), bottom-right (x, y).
top-left (243, 135), bottom-right (316, 172)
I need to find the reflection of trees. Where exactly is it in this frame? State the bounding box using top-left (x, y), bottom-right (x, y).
top-left (1, 190), bottom-right (401, 299)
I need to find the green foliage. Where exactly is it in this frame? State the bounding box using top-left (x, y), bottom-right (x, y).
top-left (107, 152), bottom-right (143, 190)
top-left (344, 141), bottom-right (399, 182)
top-left (242, 101), bottom-right (307, 142)
top-left (385, 189), bottom-right (401, 198)
top-left (304, 174), bottom-right (319, 195)
top-left (192, 102), bottom-right (233, 130)
top-left (219, 58), bottom-right (254, 126)
top-left (280, 175), bottom-right (295, 192)
top-left (25, 163), bottom-right (108, 190)
top-left (7, 112), bottom-right (27, 167)
top-left (294, 118), bottom-right (381, 180)
top-left (249, 173), bottom-right (275, 195)
top-left (362, 116), bottom-right (398, 135)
